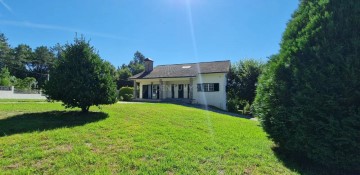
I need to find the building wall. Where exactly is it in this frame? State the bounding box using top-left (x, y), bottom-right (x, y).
top-left (135, 73), bottom-right (227, 110)
top-left (138, 79), bottom-right (191, 99)
top-left (139, 80), bottom-right (161, 99)
top-left (162, 81), bottom-right (190, 99)
top-left (192, 73), bottom-right (227, 110)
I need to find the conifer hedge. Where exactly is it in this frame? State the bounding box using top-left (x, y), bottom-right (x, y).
top-left (254, 0), bottom-right (360, 171)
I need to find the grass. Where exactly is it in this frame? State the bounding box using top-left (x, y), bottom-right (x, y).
top-left (0, 102), bottom-right (299, 174)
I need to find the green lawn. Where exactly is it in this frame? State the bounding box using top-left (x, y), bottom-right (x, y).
top-left (0, 102), bottom-right (297, 174)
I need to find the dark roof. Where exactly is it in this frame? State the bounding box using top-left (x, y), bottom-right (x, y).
top-left (130, 60), bottom-right (230, 79)
top-left (144, 58), bottom-right (153, 62)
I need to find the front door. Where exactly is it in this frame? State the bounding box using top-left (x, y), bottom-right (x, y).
top-left (143, 85), bottom-right (148, 99)
top-left (178, 84), bottom-right (184, 98)
top-left (152, 85), bottom-right (160, 99)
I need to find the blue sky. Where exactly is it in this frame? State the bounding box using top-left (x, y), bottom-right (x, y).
top-left (0, 0), bottom-right (299, 67)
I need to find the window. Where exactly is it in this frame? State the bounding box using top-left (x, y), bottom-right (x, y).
top-left (208, 83), bottom-right (214, 91)
top-left (197, 83), bottom-right (219, 92)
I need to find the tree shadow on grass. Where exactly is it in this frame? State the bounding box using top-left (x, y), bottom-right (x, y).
top-left (272, 147), bottom-right (357, 175)
top-left (0, 111), bottom-right (109, 137)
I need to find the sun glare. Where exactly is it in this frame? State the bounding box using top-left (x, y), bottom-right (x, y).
top-left (165, 0), bottom-right (202, 7)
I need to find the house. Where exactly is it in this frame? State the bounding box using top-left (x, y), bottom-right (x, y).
top-left (129, 58), bottom-right (230, 110)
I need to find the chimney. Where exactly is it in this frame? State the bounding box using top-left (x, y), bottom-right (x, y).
top-left (144, 58), bottom-right (153, 72)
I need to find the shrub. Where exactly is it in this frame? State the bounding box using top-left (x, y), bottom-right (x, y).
top-left (227, 98), bottom-right (239, 112)
top-left (254, 0), bottom-right (360, 172)
top-left (0, 67), bottom-right (11, 86)
top-left (227, 59), bottom-right (264, 114)
top-left (119, 87), bottom-right (133, 101)
top-left (227, 98), bottom-right (253, 115)
top-left (44, 37), bottom-right (117, 112)
top-left (14, 77), bottom-right (37, 90)
top-left (243, 102), bottom-right (251, 115)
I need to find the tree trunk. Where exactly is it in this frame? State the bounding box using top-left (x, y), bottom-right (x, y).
top-left (81, 106), bottom-right (90, 113)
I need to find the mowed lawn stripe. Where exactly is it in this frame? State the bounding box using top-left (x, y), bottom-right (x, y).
top-left (0, 103), bottom-right (296, 174)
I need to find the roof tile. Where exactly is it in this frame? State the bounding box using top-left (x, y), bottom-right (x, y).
top-left (130, 60), bottom-right (230, 79)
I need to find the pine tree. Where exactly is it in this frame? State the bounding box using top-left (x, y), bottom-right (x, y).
top-left (0, 33), bottom-right (12, 69)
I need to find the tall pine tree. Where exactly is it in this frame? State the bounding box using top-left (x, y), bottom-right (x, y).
top-left (0, 33), bottom-right (12, 69)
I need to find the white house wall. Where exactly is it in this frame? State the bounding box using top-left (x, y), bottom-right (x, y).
top-left (192, 73), bottom-right (227, 110)
top-left (163, 81), bottom-right (190, 99)
top-left (135, 73), bottom-right (227, 110)
top-left (138, 79), bottom-right (191, 99)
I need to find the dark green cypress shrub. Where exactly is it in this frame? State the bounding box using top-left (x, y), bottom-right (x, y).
top-left (254, 0), bottom-right (360, 171)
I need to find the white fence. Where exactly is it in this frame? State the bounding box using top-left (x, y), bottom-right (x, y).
top-left (0, 86), bottom-right (47, 99)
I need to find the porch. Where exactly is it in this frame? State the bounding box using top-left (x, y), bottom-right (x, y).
top-left (132, 98), bottom-right (192, 104)
top-left (133, 78), bottom-right (194, 101)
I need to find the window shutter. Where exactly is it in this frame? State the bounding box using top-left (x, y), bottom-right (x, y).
top-left (214, 83), bottom-right (219, 91)
top-left (197, 84), bottom-right (202, 91)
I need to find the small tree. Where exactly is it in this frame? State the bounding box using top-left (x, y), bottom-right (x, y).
top-left (44, 37), bottom-right (117, 112)
top-left (0, 67), bottom-right (11, 86)
top-left (31, 46), bottom-right (56, 88)
top-left (128, 51), bottom-right (145, 75)
top-left (117, 67), bottom-right (132, 80)
top-left (0, 33), bottom-right (12, 70)
top-left (227, 59), bottom-right (263, 113)
top-left (116, 67), bottom-right (133, 89)
top-left (11, 44), bottom-right (33, 79)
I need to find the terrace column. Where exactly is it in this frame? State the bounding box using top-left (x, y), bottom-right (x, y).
top-left (133, 80), bottom-right (137, 99)
top-left (160, 79), bottom-right (163, 99)
top-left (189, 78), bottom-right (193, 100)
top-left (151, 82), bottom-right (153, 99)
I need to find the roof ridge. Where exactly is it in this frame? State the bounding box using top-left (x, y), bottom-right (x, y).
top-left (155, 60), bottom-right (230, 67)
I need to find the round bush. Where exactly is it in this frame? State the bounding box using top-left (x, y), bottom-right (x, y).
top-left (254, 0), bottom-right (360, 172)
top-left (119, 87), bottom-right (133, 101)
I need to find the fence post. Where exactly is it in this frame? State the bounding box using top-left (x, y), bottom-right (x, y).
top-left (11, 86), bottom-right (14, 94)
